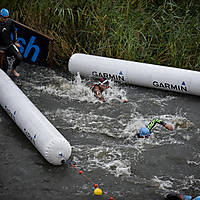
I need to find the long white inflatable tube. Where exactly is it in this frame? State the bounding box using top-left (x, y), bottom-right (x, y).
top-left (0, 69), bottom-right (71, 165)
top-left (69, 53), bottom-right (200, 96)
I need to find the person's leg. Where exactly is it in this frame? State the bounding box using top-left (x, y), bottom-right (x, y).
top-left (1, 50), bottom-right (9, 73)
top-left (0, 50), bottom-right (4, 68)
top-left (8, 44), bottom-right (23, 76)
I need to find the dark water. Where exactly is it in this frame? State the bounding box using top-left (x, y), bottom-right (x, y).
top-left (0, 63), bottom-right (200, 200)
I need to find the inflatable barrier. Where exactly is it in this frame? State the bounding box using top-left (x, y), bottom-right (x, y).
top-left (0, 69), bottom-right (71, 165)
top-left (68, 53), bottom-right (200, 96)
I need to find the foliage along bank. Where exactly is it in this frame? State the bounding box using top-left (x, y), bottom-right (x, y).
top-left (1, 0), bottom-right (199, 70)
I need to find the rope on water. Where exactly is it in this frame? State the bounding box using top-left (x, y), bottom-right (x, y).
top-left (67, 160), bottom-right (114, 200)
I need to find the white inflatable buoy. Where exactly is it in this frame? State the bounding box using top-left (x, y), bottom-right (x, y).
top-left (0, 69), bottom-right (71, 165)
top-left (68, 53), bottom-right (200, 96)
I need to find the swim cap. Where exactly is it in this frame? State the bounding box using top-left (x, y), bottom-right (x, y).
top-left (0, 8), bottom-right (9, 18)
top-left (183, 195), bottom-right (192, 200)
top-left (99, 78), bottom-right (105, 82)
top-left (139, 127), bottom-right (150, 137)
top-left (194, 197), bottom-right (200, 200)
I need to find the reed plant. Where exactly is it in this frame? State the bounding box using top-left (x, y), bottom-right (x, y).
top-left (1, 0), bottom-right (199, 70)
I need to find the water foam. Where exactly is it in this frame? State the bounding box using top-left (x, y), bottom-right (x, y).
top-left (21, 68), bottom-right (200, 184)
top-left (151, 176), bottom-right (173, 190)
top-left (72, 145), bottom-right (131, 177)
top-left (32, 72), bottom-right (128, 104)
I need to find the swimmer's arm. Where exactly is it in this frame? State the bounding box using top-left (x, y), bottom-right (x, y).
top-left (147, 118), bottom-right (173, 131)
top-left (95, 90), bottom-right (105, 102)
top-left (157, 119), bottom-right (173, 131)
top-left (164, 123), bottom-right (173, 131)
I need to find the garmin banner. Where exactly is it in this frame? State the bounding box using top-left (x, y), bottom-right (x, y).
top-left (69, 53), bottom-right (200, 97)
top-left (13, 20), bottom-right (53, 67)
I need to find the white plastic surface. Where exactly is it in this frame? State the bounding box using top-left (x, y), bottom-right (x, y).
top-left (0, 69), bottom-right (71, 165)
top-left (69, 53), bottom-right (200, 96)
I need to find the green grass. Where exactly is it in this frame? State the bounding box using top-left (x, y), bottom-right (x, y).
top-left (1, 0), bottom-right (199, 70)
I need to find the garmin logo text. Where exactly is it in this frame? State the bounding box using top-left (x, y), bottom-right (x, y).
top-left (153, 81), bottom-right (187, 92)
top-left (5, 105), bottom-right (16, 121)
top-left (92, 71), bottom-right (125, 81)
top-left (24, 128), bottom-right (36, 145)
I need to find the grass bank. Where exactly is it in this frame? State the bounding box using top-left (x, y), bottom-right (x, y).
top-left (1, 0), bottom-right (200, 70)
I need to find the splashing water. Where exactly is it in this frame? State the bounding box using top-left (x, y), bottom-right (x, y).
top-left (72, 145), bottom-right (132, 177)
top-left (101, 80), bottom-right (128, 103)
top-left (32, 72), bottom-right (128, 103)
top-left (23, 68), bottom-right (200, 189)
top-left (151, 176), bottom-right (173, 190)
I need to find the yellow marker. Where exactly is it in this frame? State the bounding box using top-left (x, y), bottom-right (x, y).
top-left (94, 188), bottom-right (103, 196)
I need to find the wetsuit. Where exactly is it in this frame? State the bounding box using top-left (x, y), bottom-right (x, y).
top-left (91, 83), bottom-right (103, 93)
top-left (136, 118), bottom-right (166, 138)
top-left (147, 118), bottom-right (166, 132)
top-left (90, 83), bottom-right (105, 101)
top-left (0, 18), bottom-right (23, 73)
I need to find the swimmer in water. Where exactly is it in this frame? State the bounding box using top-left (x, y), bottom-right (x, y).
top-left (90, 78), bottom-right (128, 103)
top-left (166, 193), bottom-right (200, 200)
top-left (136, 117), bottom-right (173, 138)
top-left (90, 78), bottom-right (111, 102)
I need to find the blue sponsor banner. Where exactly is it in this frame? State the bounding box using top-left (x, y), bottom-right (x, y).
top-left (12, 20), bottom-right (52, 67)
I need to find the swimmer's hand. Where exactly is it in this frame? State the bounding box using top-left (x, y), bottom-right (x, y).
top-left (123, 99), bottom-right (128, 103)
top-left (165, 124), bottom-right (173, 131)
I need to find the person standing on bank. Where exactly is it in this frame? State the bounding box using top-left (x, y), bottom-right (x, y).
top-left (0, 8), bottom-right (23, 77)
top-left (136, 117), bottom-right (173, 138)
